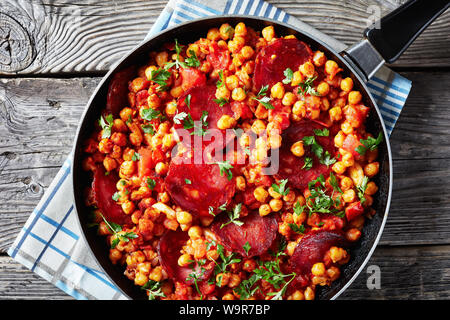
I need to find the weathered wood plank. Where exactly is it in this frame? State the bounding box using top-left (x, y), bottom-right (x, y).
top-left (2, 244), bottom-right (449, 299)
top-left (1, 71), bottom-right (450, 251)
top-left (0, 0), bottom-right (449, 75)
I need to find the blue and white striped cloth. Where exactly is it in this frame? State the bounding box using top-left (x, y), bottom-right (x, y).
top-left (8, 0), bottom-right (411, 300)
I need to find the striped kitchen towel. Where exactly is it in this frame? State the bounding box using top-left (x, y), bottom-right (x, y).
top-left (7, 0), bottom-right (412, 300)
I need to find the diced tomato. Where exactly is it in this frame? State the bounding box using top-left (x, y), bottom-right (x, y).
top-left (231, 101), bottom-right (253, 119)
top-left (151, 147), bottom-right (166, 164)
top-left (344, 104), bottom-right (370, 128)
top-left (135, 90), bottom-right (149, 107)
top-left (180, 68), bottom-right (206, 91)
top-left (138, 147), bottom-right (154, 178)
top-left (345, 201), bottom-right (365, 221)
top-left (342, 133), bottom-right (364, 160)
top-left (207, 42), bottom-right (231, 71)
top-left (268, 99), bottom-right (291, 130)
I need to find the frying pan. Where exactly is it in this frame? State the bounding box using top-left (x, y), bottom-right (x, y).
top-left (71, 0), bottom-right (449, 300)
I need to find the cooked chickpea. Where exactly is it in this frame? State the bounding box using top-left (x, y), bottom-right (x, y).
top-left (165, 101), bottom-right (177, 117)
top-left (299, 61), bottom-right (315, 78)
top-left (207, 28), bottom-right (221, 41)
top-left (291, 70), bottom-right (304, 86)
top-left (228, 274), bottom-right (241, 288)
top-left (348, 91), bottom-right (362, 105)
top-left (329, 246), bottom-right (348, 263)
top-left (148, 266), bottom-right (163, 282)
top-left (121, 201), bottom-right (135, 215)
top-left (222, 293), bottom-right (235, 300)
top-left (282, 92), bottom-right (297, 106)
top-left (340, 77), bottom-right (354, 92)
top-left (103, 156), bottom-right (118, 172)
top-left (292, 100), bottom-right (306, 118)
top-left (235, 176), bottom-right (246, 191)
top-left (219, 23), bottom-right (234, 40)
top-left (240, 46), bottom-right (254, 60)
top-left (217, 114), bottom-right (237, 130)
top-left (332, 161), bottom-right (347, 174)
top-left (134, 272), bottom-right (148, 286)
top-left (311, 262), bottom-right (326, 276)
top-left (268, 186), bottom-right (282, 199)
top-left (262, 26), bottom-right (275, 41)
top-left (340, 176), bottom-right (354, 191)
top-left (155, 162), bottom-right (169, 175)
top-left (216, 85), bottom-right (231, 100)
top-left (232, 87), bottom-right (246, 101)
top-left (329, 106), bottom-right (342, 122)
top-left (325, 60), bottom-right (339, 75)
top-left (364, 162), bottom-right (380, 177)
top-left (188, 226), bottom-right (203, 239)
top-left (316, 81), bottom-right (330, 96)
top-left (304, 287), bottom-right (315, 300)
top-left (216, 273), bottom-right (231, 287)
top-left (365, 181), bottom-right (378, 195)
top-left (270, 82), bottom-right (285, 99)
top-left (268, 134), bottom-right (282, 149)
top-left (225, 75), bottom-right (239, 90)
top-left (313, 51), bottom-right (326, 67)
top-left (155, 51), bottom-right (169, 67)
top-left (269, 199), bottom-right (283, 212)
top-left (288, 290), bottom-right (305, 300)
top-left (259, 204), bottom-right (271, 216)
top-left (290, 141), bottom-right (305, 157)
top-left (254, 186), bottom-right (269, 203)
top-left (342, 189), bottom-right (356, 203)
top-left (176, 211), bottom-right (193, 225)
top-left (251, 119), bottom-right (266, 135)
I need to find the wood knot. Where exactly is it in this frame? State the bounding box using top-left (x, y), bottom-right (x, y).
top-left (0, 12), bottom-right (34, 73)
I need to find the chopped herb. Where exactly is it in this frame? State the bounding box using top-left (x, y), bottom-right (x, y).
top-left (220, 203), bottom-right (244, 229)
top-left (98, 211), bottom-right (138, 249)
top-left (173, 112), bottom-right (188, 124)
top-left (356, 176), bottom-right (369, 204)
top-left (243, 241), bottom-right (251, 255)
top-left (214, 160), bottom-right (234, 181)
top-left (213, 97), bottom-right (229, 107)
top-left (217, 70), bottom-right (225, 88)
top-left (185, 178), bottom-right (192, 185)
top-left (182, 113), bottom-right (195, 130)
top-left (126, 115), bottom-right (132, 125)
top-left (252, 95), bottom-right (274, 109)
top-left (131, 152), bottom-right (140, 161)
top-left (356, 132), bottom-right (383, 155)
top-left (256, 85), bottom-right (269, 97)
top-left (302, 135), bottom-right (336, 167)
top-left (141, 108), bottom-right (162, 121)
top-left (147, 178), bottom-right (156, 190)
top-left (288, 223), bottom-right (305, 234)
top-left (282, 68), bottom-right (293, 84)
top-left (321, 150), bottom-right (337, 167)
top-left (302, 156), bottom-right (313, 170)
top-left (150, 68), bottom-right (171, 91)
top-left (313, 128), bottom-right (330, 136)
top-left (208, 206), bottom-right (215, 216)
top-left (297, 76), bottom-right (319, 96)
top-left (99, 114), bottom-right (114, 139)
top-left (184, 50), bottom-right (200, 68)
top-left (191, 110), bottom-right (209, 137)
top-left (218, 202), bottom-right (228, 211)
top-left (293, 200), bottom-right (306, 216)
top-left (184, 94), bottom-right (191, 109)
top-left (303, 174), bottom-right (344, 217)
top-left (329, 172), bottom-right (343, 194)
top-left (141, 124), bottom-right (155, 135)
top-left (112, 192), bottom-right (121, 202)
top-left (272, 179), bottom-right (290, 196)
top-left (213, 242), bottom-right (241, 274)
top-left (142, 280), bottom-right (166, 300)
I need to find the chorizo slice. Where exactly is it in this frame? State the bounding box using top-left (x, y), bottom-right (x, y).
top-left (253, 38), bottom-right (313, 91)
top-left (275, 119), bottom-right (337, 190)
top-left (157, 230), bottom-right (214, 284)
top-left (106, 66), bottom-right (136, 117)
top-left (211, 210), bottom-right (278, 257)
top-left (92, 167), bottom-right (131, 225)
top-left (165, 152), bottom-right (235, 218)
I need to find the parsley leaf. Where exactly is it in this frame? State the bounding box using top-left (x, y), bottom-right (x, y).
top-left (356, 132), bottom-right (383, 155)
top-left (99, 114), bottom-right (114, 139)
top-left (313, 128), bottom-right (329, 136)
top-left (173, 112), bottom-right (188, 125)
top-left (282, 68), bottom-right (293, 84)
top-left (217, 70), bottom-right (225, 88)
top-left (141, 124), bottom-right (155, 135)
top-left (191, 111), bottom-right (209, 137)
top-left (185, 178), bottom-right (191, 185)
top-left (220, 203), bottom-right (243, 229)
top-left (356, 176), bottom-right (369, 204)
top-left (141, 108), bottom-right (162, 121)
top-left (147, 178), bottom-right (156, 190)
top-left (302, 157), bottom-right (313, 170)
top-left (112, 192), bottom-right (121, 202)
top-left (256, 85), bottom-right (269, 97)
top-left (184, 94), bottom-right (191, 109)
top-left (150, 68), bottom-right (171, 91)
top-left (214, 160), bottom-right (234, 181)
top-left (142, 280), bottom-right (166, 300)
top-left (297, 76), bottom-right (319, 96)
top-left (213, 97), bottom-right (229, 107)
top-left (98, 212), bottom-right (138, 249)
top-left (184, 50), bottom-right (200, 68)
top-left (131, 152), bottom-right (140, 162)
top-left (272, 179), bottom-right (289, 196)
top-left (243, 241), bottom-right (251, 255)
top-left (253, 95), bottom-right (274, 109)
top-left (288, 223), bottom-right (305, 234)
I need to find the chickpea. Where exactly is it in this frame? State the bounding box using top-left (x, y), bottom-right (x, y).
top-left (216, 85), bottom-right (231, 100)
top-left (286, 241), bottom-right (297, 256)
top-left (217, 115), bottom-right (237, 130)
top-left (165, 101), bottom-right (177, 117)
top-left (364, 162), bottom-right (380, 177)
top-left (325, 60), bottom-right (339, 75)
top-left (232, 87), bottom-right (246, 101)
top-left (292, 100), bottom-right (306, 119)
top-left (365, 181), bottom-right (378, 195)
top-left (170, 86), bottom-right (183, 98)
top-left (236, 176), bottom-right (246, 191)
top-left (327, 266), bottom-right (341, 281)
top-left (149, 266), bottom-right (163, 282)
top-left (228, 274), bottom-right (241, 288)
top-left (155, 51), bottom-right (169, 67)
top-left (121, 201), bottom-right (135, 215)
top-left (234, 22), bottom-right (247, 37)
top-left (225, 75), bottom-right (239, 90)
top-left (188, 226), bottom-right (203, 239)
top-left (316, 81), bottom-right (330, 96)
top-left (291, 70), bottom-right (304, 86)
top-left (259, 204), bottom-right (272, 216)
top-left (251, 119), bottom-right (266, 135)
top-left (207, 28), bottom-right (221, 41)
top-left (269, 199), bottom-right (283, 212)
top-left (228, 37), bottom-right (245, 53)
top-left (299, 61), bottom-right (315, 78)
top-left (290, 141), bottom-right (305, 157)
top-left (341, 121), bottom-right (353, 134)
top-left (270, 82), bottom-right (285, 99)
top-left (243, 259), bottom-right (257, 272)
top-left (311, 262), bottom-right (326, 276)
top-left (254, 186), bottom-right (269, 203)
top-left (289, 290), bottom-right (305, 300)
top-left (329, 106), bottom-right (342, 122)
top-left (103, 156), bottom-right (117, 172)
top-left (262, 25), bottom-right (275, 41)
top-left (113, 119), bottom-right (128, 133)
top-left (268, 134), bottom-right (282, 149)
top-left (340, 176), bottom-right (354, 191)
top-left (216, 273), bottom-right (231, 287)
top-left (155, 162), bottom-right (169, 175)
top-left (219, 23), bottom-right (234, 40)
top-left (346, 228), bottom-right (362, 242)
top-left (120, 160), bottom-right (136, 176)
top-left (313, 51), bottom-right (326, 67)
top-left (329, 246), bottom-right (348, 263)
top-left (176, 211), bottom-right (193, 225)
top-left (134, 272), bottom-right (149, 286)
top-left (268, 186), bottom-right (282, 199)
top-left (144, 65), bottom-right (158, 81)
top-left (222, 293), bottom-right (235, 300)
top-left (348, 91), bottom-right (362, 105)
top-left (342, 189), bottom-right (356, 203)
top-left (332, 161), bottom-right (347, 174)
top-left (340, 77), bottom-right (354, 92)
top-left (304, 287), bottom-right (315, 300)
top-left (240, 46), bottom-right (254, 60)
top-left (282, 92), bottom-right (297, 106)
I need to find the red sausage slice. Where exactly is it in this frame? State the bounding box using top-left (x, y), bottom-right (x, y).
top-left (175, 83), bottom-right (235, 150)
top-left (157, 230), bottom-right (214, 284)
top-left (211, 211), bottom-right (278, 257)
top-left (92, 167), bottom-right (131, 225)
top-left (275, 119), bottom-right (336, 191)
top-left (165, 152), bottom-right (236, 217)
top-left (106, 66), bottom-right (136, 117)
top-left (289, 231), bottom-right (348, 275)
top-left (253, 38), bottom-right (313, 91)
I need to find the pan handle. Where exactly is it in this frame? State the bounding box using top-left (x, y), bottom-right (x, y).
top-left (342, 0), bottom-right (450, 81)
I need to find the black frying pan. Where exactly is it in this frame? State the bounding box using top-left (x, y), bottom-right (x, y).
top-left (71, 0), bottom-right (449, 300)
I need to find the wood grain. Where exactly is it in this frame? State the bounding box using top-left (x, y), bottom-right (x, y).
top-left (1, 244), bottom-right (449, 299)
top-left (0, 0), bottom-right (449, 75)
top-left (1, 71), bottom-right (450, 252)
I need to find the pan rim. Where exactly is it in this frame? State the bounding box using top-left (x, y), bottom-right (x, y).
top-left (70, 14), bottom-right (393, 300)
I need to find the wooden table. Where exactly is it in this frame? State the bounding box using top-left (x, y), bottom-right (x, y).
top-left (1, 0), bottom-right (449, 300)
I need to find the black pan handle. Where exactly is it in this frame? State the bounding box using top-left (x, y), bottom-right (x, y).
top-left (343, 0), bottom-right (449, 81)
top-left (365, 0), bottom-right (450, 64)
